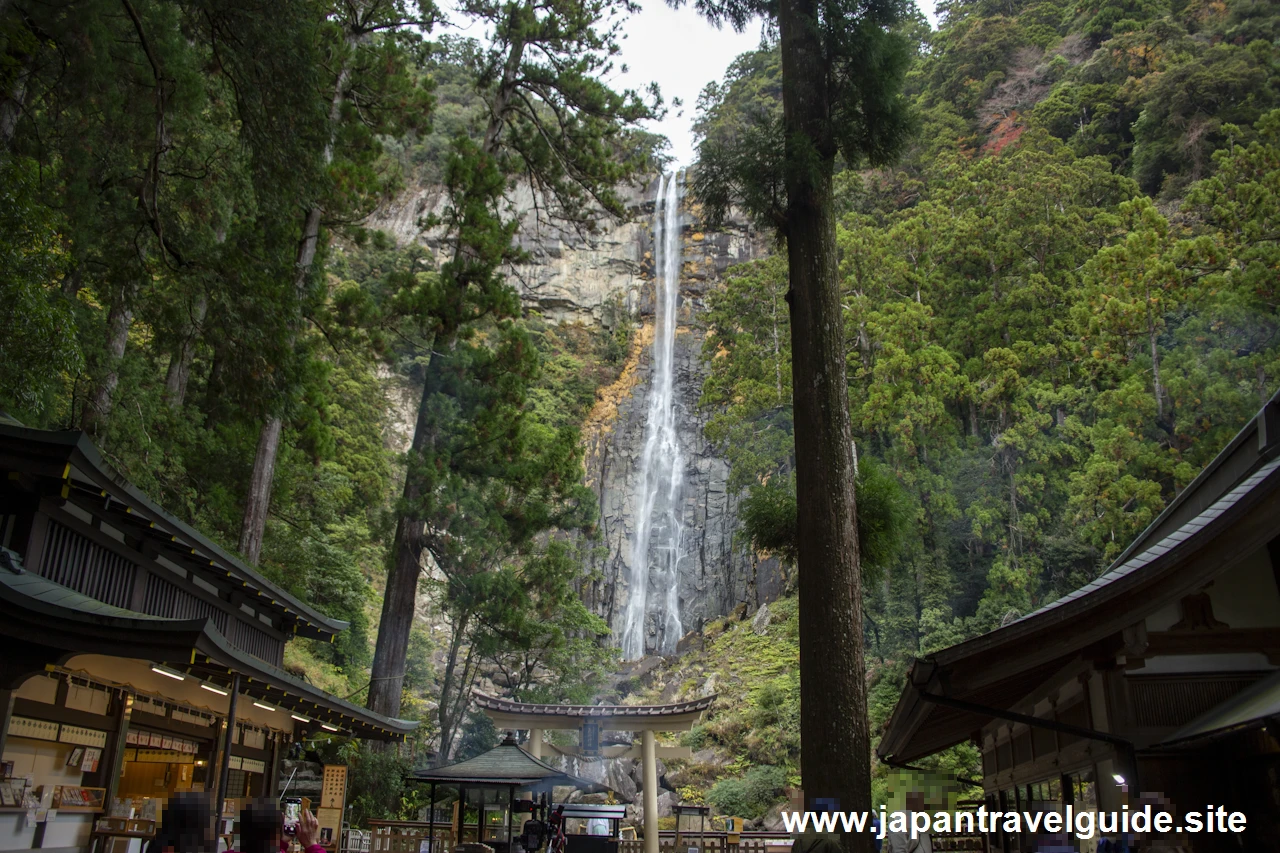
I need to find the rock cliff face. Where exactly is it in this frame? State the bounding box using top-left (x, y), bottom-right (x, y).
top-left (367, 181), bottom-right (649, 325)
top-left (367, 176), bottom-right (788, 652)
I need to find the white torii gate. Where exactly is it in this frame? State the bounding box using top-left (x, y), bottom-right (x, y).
top-left (473, 692), bottom-right (715, 853)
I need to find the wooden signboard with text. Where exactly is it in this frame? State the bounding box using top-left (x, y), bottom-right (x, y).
top-left (316, 765), bottom-right (347, 849)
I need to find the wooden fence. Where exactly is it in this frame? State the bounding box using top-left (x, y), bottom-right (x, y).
top-left (362, 824), bottom-right (983, 853)
top-left (367, 820), bottom-right (458, 853)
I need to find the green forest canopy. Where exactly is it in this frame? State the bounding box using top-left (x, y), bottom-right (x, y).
top-left (690, 0), bottom-right (1280, 793)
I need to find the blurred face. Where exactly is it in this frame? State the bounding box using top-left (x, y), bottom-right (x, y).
top-left (241, 804), bottom-right (285, 853)
top-left (905, 792), bottom-right (925, 812)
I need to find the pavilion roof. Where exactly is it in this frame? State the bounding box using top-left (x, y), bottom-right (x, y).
top-left (409, 736), bottom-right (607, 791)
top-left (0, 424), bottom-right (344, 640)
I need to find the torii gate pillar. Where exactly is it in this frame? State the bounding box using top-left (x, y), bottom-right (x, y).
top-left (529, 727), bottom-right (544, 758)
top-left (642, 729), bottom-right (659, 853)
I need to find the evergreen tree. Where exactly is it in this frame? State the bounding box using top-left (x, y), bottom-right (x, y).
top-left (237, 0), bottom-right (432, 565)
top-left (684, 0), bottom-right (914, 839)
top-left (366, 0), bottom-right (659, 724)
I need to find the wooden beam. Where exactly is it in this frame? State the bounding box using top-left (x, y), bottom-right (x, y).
top-left (482, 711), bottom-right (705, 732)
top-left (12, 697), bottom-right (114, 731)
top-left (545, 742), bottom-right (693, 761)
top-left (1145, 628), bottom-right (1280, 660)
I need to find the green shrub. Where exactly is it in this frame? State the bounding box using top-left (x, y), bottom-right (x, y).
top-left (707, 765), bottom-right (788, 819)
top-left (707, 777), bottom-right (750, 818)
top-left (681, 725), bottom-right (710, 749)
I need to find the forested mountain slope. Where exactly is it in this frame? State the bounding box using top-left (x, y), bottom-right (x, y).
top-left (696, 0), bottom-right (1280, 648)
top-left (921, 0), bottom-right (1277, 197)
top-left (671, 0), bottom-right (1280, 802)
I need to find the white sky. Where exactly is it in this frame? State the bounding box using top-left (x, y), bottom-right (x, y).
top-left (610, 0), bottom-right (940, 166)
top-left (442, 0), bottom-right (939, 168)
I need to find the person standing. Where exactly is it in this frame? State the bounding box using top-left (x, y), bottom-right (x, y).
top-left (148, 792), bottom-right (218, 853)
top-left (882, 793), bottom-right (932, 853)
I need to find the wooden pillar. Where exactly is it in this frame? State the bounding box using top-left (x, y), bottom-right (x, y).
top-left (506, 785), bottom-right (515, 849)
top-left (529, 728), bottom-right (543, 759)
top-left (102, 689), bottom-right (134, 807)
top-left (458, 784), bottom-right (467, 845)
top-left (214, 673), bottom-right (241, 830)
top-left (0, 688), bottom-right (15, 760)
top-left (267, 731), bottom-right (282, 798)
top-left (428, 783), bottom-right (437, 853)
top-left (642, 730), bottom-right (658, 853)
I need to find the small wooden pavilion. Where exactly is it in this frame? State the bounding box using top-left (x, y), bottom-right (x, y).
top-left (391, 735), bottom-right (606, 853)
top-left (472, 692), bottom-right (714, 853)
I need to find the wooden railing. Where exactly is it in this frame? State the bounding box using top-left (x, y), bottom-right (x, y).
top-left (617, 831), bottom-right (794, 853)
top-left (361, 815), bottom-right (995, 853)
top-left (363, 825), bottom-right (795, 853)
top-left (929, 836), bottom-right (987, 852)
top-left (616, 830), bottom-right (982, 853)
top-left (367, 820), bottom-right (456, 853)
top-left (363, 824), bottom-right (983, 853)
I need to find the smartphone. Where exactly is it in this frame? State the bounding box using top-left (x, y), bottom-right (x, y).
top-left (282, 797), bottom-right (302, 836)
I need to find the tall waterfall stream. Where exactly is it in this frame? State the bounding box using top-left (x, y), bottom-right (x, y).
top-left (621, 173), bottom-right (686, 660)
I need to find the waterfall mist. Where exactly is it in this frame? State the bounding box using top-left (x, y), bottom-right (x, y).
top-left (621, 172), bottom-right (686, 661)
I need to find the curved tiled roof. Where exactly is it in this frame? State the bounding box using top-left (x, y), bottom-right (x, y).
top-left (409, 737), bottom-right (607, 791)
top-left (0, 424), bottom-right (346, 638)
top-left (473, 692), bottom-right (715, 717)
top-left (0, 560), bottom-right (417, 740)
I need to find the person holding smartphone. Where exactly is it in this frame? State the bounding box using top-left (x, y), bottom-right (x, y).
top-left (235, 799), bottom-right (324, 853)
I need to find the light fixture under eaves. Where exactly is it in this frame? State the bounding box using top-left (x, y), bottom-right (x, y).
top-left (200, 683), bottom-right (229, 696)
top-left (291, 714), bottom-right (310, 723)
top-left (320, 723), bottom-right (339, 732)
top-left (253, 701), bottom-right (276, 712)
top-left (151, 665), bottom-right (186, 681)
top-left (1112, 774), bottom-right (1126, 785)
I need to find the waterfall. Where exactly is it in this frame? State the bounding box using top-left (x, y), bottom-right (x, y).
top-left (621, 172), bottom-right (686, 661)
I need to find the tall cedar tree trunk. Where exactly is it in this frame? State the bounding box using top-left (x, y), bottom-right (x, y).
top-left (238, 206), bottom-right (322, 563)
top-left (164, 291), bottom-right (208, 409)
top-left (367, 379), bottom-right (437, 720)
top-left (82, 282), bottom-right (138, 434)
top-left (367, 14), bottom-right (529, 725)
top-left (778, 0), bottom-right (871, 846)
top-left (236, 38), bottom-right (350, 563)
top-left (239, 415), bottom-right (283, 562)
top-left (0, 73), bottom-right (27, 148)
top-left (435, 611), bottom-right (480, 759)
top-left (1147, 296), bottom-right (1164, 420)
top-left (0, 20), bottom-right (32, 149)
